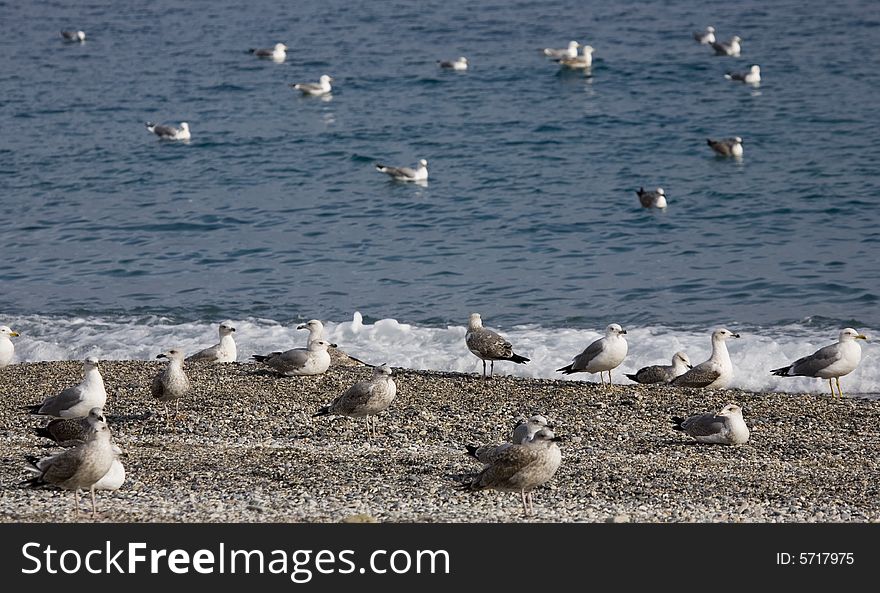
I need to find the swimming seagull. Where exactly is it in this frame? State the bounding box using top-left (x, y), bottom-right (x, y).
top-left (636, 187), bottom-right (667, 209)
top-left (27, 357), bottom-right (107, 418)
top-left (438, 57), bottom-right (468, 70)
top-left (771, 328), bottom-right (868, 397)
top-left (557, 45), bottom-right (594, 69)
top-left (465, 313), bottom-right (530, 378)
top-left (693, 26), bottom-right (715, 44)
top-left (672, 403), bottom-right (750, 445)
top-left (375, 159), bottom-right (429, 182)
top-left (459, 428), bottom-right (562, 516)
top-left (249, 43), bottom-right (288, 62)
top-left (151, 349), bottom-right (191, 424)
top-left (252, 339), bottom-right (336, 376)
top-left (707, 136), bottom-right (743, 157)
top-left (557, 324), bottom-right (628, 388)
top-left (145, 121), bottom-right (191, 141)
top-left (625, 351), bottom-right (692, 384)
top-left (290, 74), bottom-right (334, 96)
top-left (23, 411), bottom-right (117, 519)
top-left (711, 35), bottom-right (742, 56)
top-left (725, 64), bottom-right (761, 84)
top-left (671, 328), bottom-right (740, 389)
top-left (466, 415), bottom-right (552, 464)
top-left (61, 30), bottom-right (86, 42)
top-left (186, 322), bottom-right (237, 363)
top-left (543, 41), bottom-right (580, 59)
top-left (313, 364), bottom-right (397, 436)
top-left (0, 325), bottom-right (20, 368)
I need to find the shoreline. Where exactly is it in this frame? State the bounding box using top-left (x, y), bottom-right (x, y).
top-left (2, 360), bottom-right (879, 523)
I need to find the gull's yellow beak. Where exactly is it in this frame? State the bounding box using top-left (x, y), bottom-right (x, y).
top-left (10, 331), bottom-right (19, 337)
top-left (857, 334), bottom-right (868, 340)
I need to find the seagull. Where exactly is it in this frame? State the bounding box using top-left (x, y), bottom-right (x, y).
top-left (771, 328), bottom-right (868, 397)
top-left (636, 187), bottom-right (667, 209)
top-left (61, 30), bottom-right (86, 42)
top-left (0, 325), bottom-right (20, 368)
top-left (543, 41), bottom-right (580, 59)
top-left (27, 357), bottom-right (107, 418)
top-left (557, 324), bottom-right (628, 388)
top-left (375, 159), bottom-right (429, 182)
top-left (438, 57), bottom-right (468, 70)
top-left (290, 74), bottom-right (334, 96)
top-left (707, 136), bottom-right (743, 157)
top-left (23, 410), bottom-right (117, 519)
top-left (693, 26), bottom-right (715, 44)
top-left (711, 35), bottom-right (742, 56)
top-left (34, 407), bottom-right (104, 446)
top-left (465, 313), bottom-right (530, 378)
top-left (671, 328), bottom-right (740, 389)
top-left (466, 415), bottom-right (552, 464)
top-left (186, 322), bottom-right (237, 363)
top-left (458, 428), bottom-right (562, 516)
top-left (557, 45), bottom-right (594, 69)
top-left (725, 64), bottom-right (761, 84)
top-left (252, 339), bottom-right (336, 376)
top-left (249, 43), bottom-right (288, 62)
top-left (296, 319), bottom-right (368, 366)
top-left (145, 121), bottom-right (191, 141)
top-left (151, 349), bottom-right (191, 424)
top-left (313, 364), bottom-right (397, 436)
top-left (625, 351), bottom-right (692, 384)
top-left (672, 403), bottom-right (750, 445)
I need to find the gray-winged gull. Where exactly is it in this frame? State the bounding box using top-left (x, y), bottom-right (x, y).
top-left (672, 403), bottom-right (750, 445)
top-left (151, 348), bottom-right (191, 424)
top-left (693, 26), bottom-right (715, 44)
top-left (253, 339), bottom-right (336, 376)
top-left (61, 30), bottom-right (86, 42)
top-left (465, 313), bottom-right (530, 378)
top-left (626, 351), bottom-right (692, 384)
top-left (186, 322), bottom-right (237, 363)
top-left (0, 325), bottom-right (19, 368)
top-left (557, 323), bottom-right (628, 387)
top-left (290, 74), bottom-right (334, 96)
top-left (707, 137), bottom-right (743, 157)
top-left (543, 41), bottom-right (580, 59)
top-left (711, 35), bottom-right (742, 56)
top-left (145, 121), bottom-right (191, 141)
top-left (557, 45), bottom-right (594, 69)
top-left (27, 357), bottom-right (107, 418)
top-left (725, 64), bottom-right (761, 84)
top-left (771, 328), bottom-right (868, 397)
top-left (636, 187), bottom-right (667, 209)
top-left (313, 364), bottom-right (397, 436)
top-left (249, 43), bottom-right (288, 62)
top-left (297, 319), bottom-right (368, 366)
top-left (671, 328), bottom-right (740, 389)
top-left (438, 57), bottom-right (468, 70)
top-left (375, 159), bottom-right (429, 182)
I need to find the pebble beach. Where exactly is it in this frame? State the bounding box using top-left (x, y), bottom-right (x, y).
top-left (2, 360), bottom-right (878, 523)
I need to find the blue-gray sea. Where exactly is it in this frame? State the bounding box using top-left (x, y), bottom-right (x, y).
top-left (2, 0), bottom-right (878, 393)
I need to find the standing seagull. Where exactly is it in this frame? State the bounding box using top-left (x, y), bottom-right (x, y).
top-left (186, 322), bottom-right (237, 363)
top-left (636, 187), bottom-right (667, 209)
top-left (145, 121), bottom-right (191, 141)
top-left (252, 339), bottom-right (335, 376)
top-left (0, 325), bottom-right (20, 368)
top-left (707, 137), bottom-right (743, 157)
top-left (672, 328), bottom-right (740, 389)
top-left (771, 328), bottom-right (868, 397)
top-left (672, 403), bottom-right (750, 445)
top-left (543, 40), bottom-right (580, 59)
top-left (459, 428), bottom-right (562, 516)
top-left (151, 349), bottom-right (191, 424)
top-left (375, 158), bottom-right (429, 182)
top-left (625, 351), bottom-right (692, 384)
top-left (465, 313), bottom-right (530, 378)
top-left (711, 35), bottom-right (742, 56)
top-left (313, 364), bottom-right (397, 436)
top-left (61, 30), bottom-right (86, 42)
top-left (725, 64), bottom-right (761, 84)
top-left (249, 43), bottom-right (288, 62)
top-left (23, 411), bottom-right (117, 519)
top-left (693, 26), bottom-right (715, 44)
top-left (557, 324), bottom-right (628, 387)
top-left (466, 415), bottom-right (551, 463)
top-left (438, 57), bottom-right (468, 70)
top-left (290, 74), bottom-right (334, 96)
top-left (27, 357), bottom-right (107, 418)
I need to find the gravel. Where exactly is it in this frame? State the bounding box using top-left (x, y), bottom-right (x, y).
top-left (2, 360), bottom-right (879, 523)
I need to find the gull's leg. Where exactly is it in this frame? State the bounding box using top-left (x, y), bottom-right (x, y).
top-left (90, 486), bottom-right (97, 519)
top-left (521, 490), bottom-right (528, 516)
top-left (828, 379), bottom-right (834, 397)
top-left (836, 377), bottom-right (843, 398)
top-left (599, 372), bottom-right (606, 388)
top-left (482, 360), bottom-right (487, 378)
top-left (164, 402), bottom-right (170, 427)
top-left (490, 360), bottom-right (495, 377)
top-left (175, 399), bottom-right (181, 419)
top-left (528, 491), bottom-right (534, 515)
top-left (73, 489), bottom-right (80, 520)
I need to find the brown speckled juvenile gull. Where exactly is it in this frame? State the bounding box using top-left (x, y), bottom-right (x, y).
top-left (34, 406), bottom-right (104, 445)
top-left (313, 364), bottom-right (397, 436)
top-left (460, 428), bottom-right (562, 516)
top-left (672, 328), bottom-right (740, 389)
top-left (23, 411), bottom-right (117, 519)
top-left (672, 403), bottom-right (750, 445)
top-left (27, 357), bottom-right (107, 418)
top-left (186, 322), bottom-right (236, 363)
top-left (151, 348), bottom-right (191, 423)
top-left (771, 328), bottom-right (867, 397)
top-left (465, 313), bottom-right (530, 378)
top-left (626, 351), bottom-right (692, 384)
top-left (253, 339), bottom-right (336, 376)
top-left (466, 415), bottom-right (551, 464)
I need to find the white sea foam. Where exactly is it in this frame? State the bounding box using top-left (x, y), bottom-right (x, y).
top-left (5, 313), bottom-right (877, 396)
